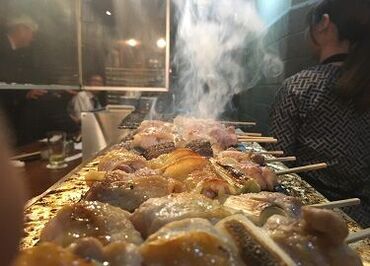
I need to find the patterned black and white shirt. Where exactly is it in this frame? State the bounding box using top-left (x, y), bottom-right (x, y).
top-left (270, 63), bottom-right (370, 226)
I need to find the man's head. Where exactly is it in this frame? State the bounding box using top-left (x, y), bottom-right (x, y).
top-left (88, 74), bottom-right (104, 86)
top-left (6, 15), bottom-right (38, 49)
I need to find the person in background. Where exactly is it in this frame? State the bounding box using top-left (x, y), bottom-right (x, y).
top-left (0, 15), bottom-right (47, 132)
top-left (68, 74), bottom-right (105, 123)
top-left (270, 0), bottom-right (370, 227)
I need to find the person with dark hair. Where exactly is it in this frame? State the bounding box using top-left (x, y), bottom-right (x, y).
top-left (270, 0), bottom-right (370, 227)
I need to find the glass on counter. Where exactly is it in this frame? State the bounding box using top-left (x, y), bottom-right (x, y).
top-left (46, 131), bottom-right (67, 169)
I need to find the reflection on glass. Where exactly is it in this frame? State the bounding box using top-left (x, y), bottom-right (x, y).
top-left (0, 0), bottom-right (78, 86)
top-left (82, 0), bottom-right (168, 89)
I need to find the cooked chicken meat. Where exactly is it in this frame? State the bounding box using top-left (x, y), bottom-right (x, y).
top-left (223, 192), bottom-right (302, 225)
top-left (40, 201), bottom-right (143, 247)
top-left (217, 150), bottom-right (278, 191)
top-left (131, 193), bottom-right (231, 238)
top-left (184, 167), bottom-right (237, 199)
top-left (263, 207), bottom-right (362, 266)
top-left (139, 218), bottom-right (244, 266)
top-left (84, 171), bottom-right (185, 212)
top-left (70, 237), bottom-right (142, 266)
top-left (132, 127), bottom-right (178, 150)
top-left (216, 214), bottom-right (296, 266)
top-left (13, 243), bottom-right (95, 266)
top-left (98, 149), bottom-right (147, 172)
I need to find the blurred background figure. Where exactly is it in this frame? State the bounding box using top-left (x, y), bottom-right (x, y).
top-left (0, 114), bottom-right (26, 266)
top-left (0, 15), bottom-right (40, 134)
top-left (68, 74), bottom-right (105, 123)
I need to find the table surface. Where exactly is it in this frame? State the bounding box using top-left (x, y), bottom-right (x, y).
top-left (15, 141), bottom-right (82, 200)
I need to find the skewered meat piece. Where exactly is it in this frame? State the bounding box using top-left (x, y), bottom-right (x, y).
top-left (13, 243), bottom-right (95, 266)
top-left (209, 158), bottom-right (261, 194)
top-left (174, 116), bottom-right (238, 152)
top-left (84, 170), bottom-right (185, 212)
top-left (139, 218), bottom-right (244, 266)
top-left (185, 167), bottom-right (237, 199)
top-left (40, 201), bottom-right (143, 247)
top-left (142, 141), bottom-right (176, 160)
top-left (217, 151), bottom-right (278, 191)
top-left (216, 214), bottom-right (296, 266)
top-left (185, 139), bottom-right (214, 157)
top-left (132, 126), bottom-right (178, 150)
top-left (263, 207), bottom-right (362, 266)
top-left (223, 192), bottom-right (302, 226)
top-left (137, 120), bottom-right (175, 133)
top-left (131, 192), bottom-right (231, 238)
top-left (98, 149), bottom-right (147, 172)
top-left (70, 238), bottom-right (142, 266)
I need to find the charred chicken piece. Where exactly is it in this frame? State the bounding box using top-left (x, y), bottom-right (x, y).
top-left (185, 139), bottom-right (214, 157)
top-left (132, 126), bottom-right (177, 150)
top-left (139, 218), bottom-right (244, 266)
top-left (142, 141), bottom-right (176, 160)
top-left (40, 201), bottom-right (143, 247)
top-left (263, 207), bottom-right (362, 266)
top-left (216, 214), bottom-right (296, 266)
top-left (223, 192), bottom-right (302, 226)
top-left (131, 192), bottom-right (231, 238)
top-left (84, 171), bottom-right (185, 212)
top-left (70, 237), bottom-right (142, 266)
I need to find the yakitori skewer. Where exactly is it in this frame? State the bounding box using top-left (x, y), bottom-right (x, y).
top-left (276, 163), bottom-right (328, 175)
top-left (238, 137), bottom-right (278, 144)
top-left (310, 198), bottom-right (361, 209)
top-left (220, 121), bottom-right (257, 126)
top-left (265, 156), bottom-right (296, 163)
top-left (346, 228), bottom-right (370, 244)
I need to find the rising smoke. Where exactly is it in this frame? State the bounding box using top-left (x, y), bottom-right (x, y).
top-left (173, 0), bottom-right (283, 119)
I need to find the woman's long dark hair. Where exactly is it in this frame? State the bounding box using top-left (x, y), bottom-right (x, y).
top-left (307, 0), bottom-right (370, 112)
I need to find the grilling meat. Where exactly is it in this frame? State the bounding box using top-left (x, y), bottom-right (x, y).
top-left (84, 170), bottom-right (185, 212)
top-left (70, 237), bottom-right (142, 266)
top-left (174, 116), bottom-right (238, 152)
top-left (139, 218), bottom-right (244, 266)
top-left (98, 149), bottom-right (147, 172)
top-left (263, 207), bottom-right (362, 266)
top-left (217, 150), bottom-right (278, 191)
top-left (216, 214), bottom-right (296, 266)
top-left (142, 141), bottom-right (176, 160)
top-left (40, 201), bottom-right (143, 247)
top-left (13, 243), bottom-right (95, 266)
top-left (185, 139), bottom-right (214, 157)
top-left (131, 193), bottom-right (231, 238)
top-left (223, 192), bottom-right (302, 226)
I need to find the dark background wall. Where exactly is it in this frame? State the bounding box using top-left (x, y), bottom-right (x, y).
top-left (235, 0), bottom-right (317, 134)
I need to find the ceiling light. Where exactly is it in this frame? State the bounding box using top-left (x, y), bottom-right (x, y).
top-left (106, 10), bottom-right (112, 16)
top-left (156, 38), bottom-right (166, 49)
top-left (126, 39), bottom-right (138, 47)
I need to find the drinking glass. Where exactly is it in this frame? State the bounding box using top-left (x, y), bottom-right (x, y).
top-left (46, 131), bottom-right (67, 169)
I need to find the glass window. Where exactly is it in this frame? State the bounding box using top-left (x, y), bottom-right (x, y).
top-left (0, 0), bottom-right (79, 86)
top-left (82, 0), bottom-right (169, 91)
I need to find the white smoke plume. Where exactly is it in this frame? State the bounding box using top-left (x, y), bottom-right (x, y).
top-left (173, 0), bottom-right (283, 119)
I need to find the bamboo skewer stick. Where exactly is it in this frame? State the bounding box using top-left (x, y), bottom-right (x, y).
top-left (237, 132), bottom-right (263, 137)
top-left (239, 138), bottom-right (278, 144)
top-left (220, 121), bottom-right (257, 126)
top-left (346, 228), bottom-right (370, 244)
top-left (310, 198), bottom-right (361, 209)
top-left (266, 156), bottom-right (296, 163)
top-left (276, 163), bottom-right (328, 175)
top-left (250, 151), bottom-right (285, 156)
